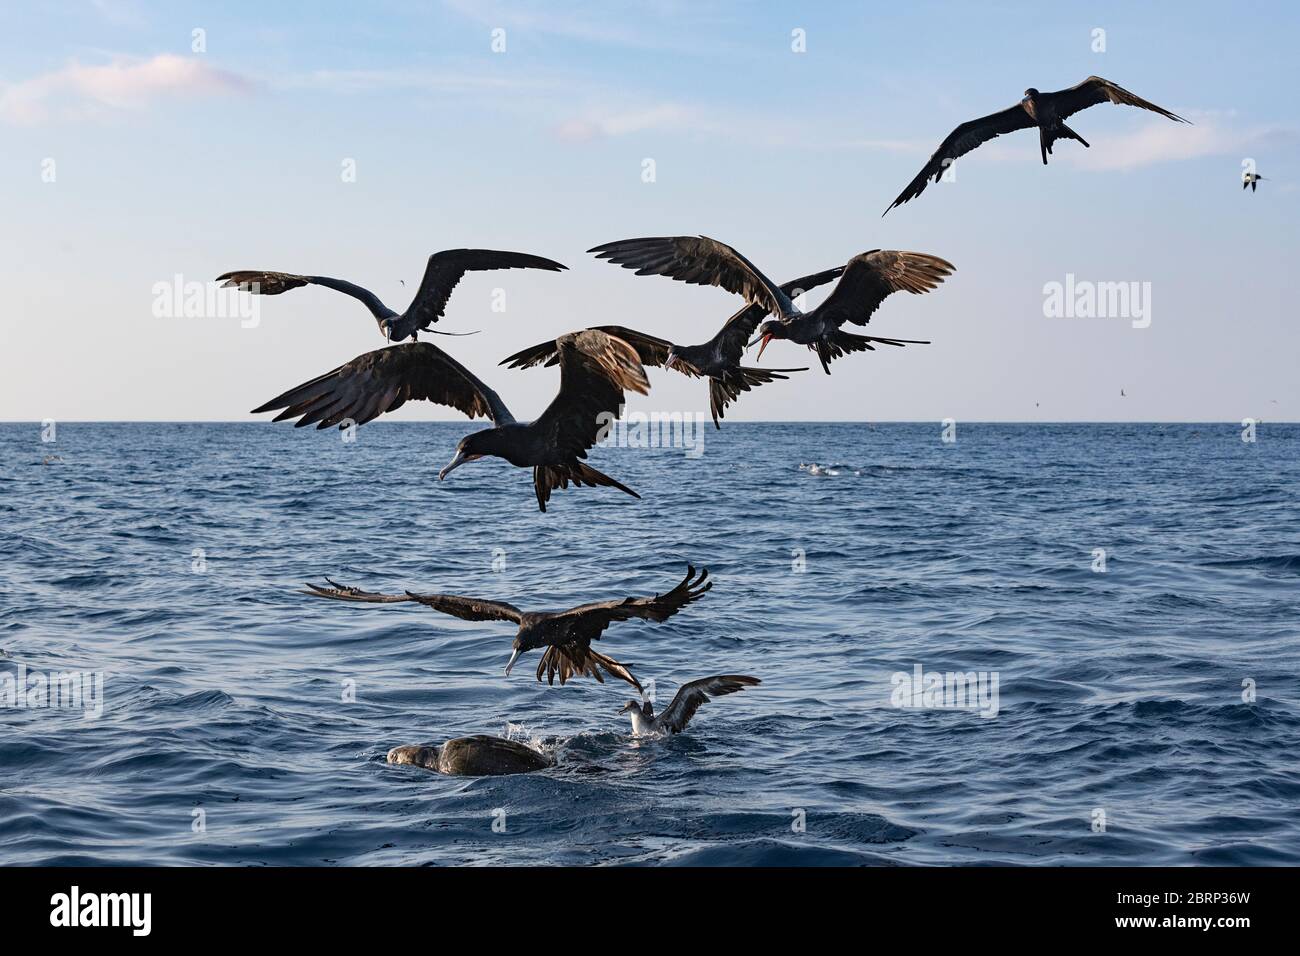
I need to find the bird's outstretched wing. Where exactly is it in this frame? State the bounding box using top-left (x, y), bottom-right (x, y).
top-left (404, 249), bottom-right (567, 332)
top-left (529, 329), bottom-right (650, 462)
top-left (302, 580), bottom-right (524, 623)
top-left (251, 341), bottom-right (514, 429)
top-left (1048, 76), bottom-right (1189, 124)
top-left (216, 271), bottom-right (395, 323)
top-left (813, 251), bottom-right (954, 329)
top-left (500, 325), bottom-right (672, 371)
top-left (714, 266), bottom-right (845, 364)
top-left (555, 565), bottom-right (712, 643)
top-left (589, 236), bottom-right (796, 319)
top-left (883, 104), bottom-right (1035, 214)
top-left (534, 645), bottom-right (643, 693)
top-left (657, 675), bottom-right (761, 734)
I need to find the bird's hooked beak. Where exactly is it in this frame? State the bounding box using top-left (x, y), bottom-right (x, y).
top-left (504, 647), bottom-right (522, 676)
top-left (438, 450), bottom-right (482, 480)
top-left (618, 701), bottom-right (636, 715)
top-left (664, 353), bottom-right (678, 371)
top-left (747, 333), bottom-right (773, 361)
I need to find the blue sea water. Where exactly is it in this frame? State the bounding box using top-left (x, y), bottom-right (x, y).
top-left (1, 421), bottom-right (1297, 866)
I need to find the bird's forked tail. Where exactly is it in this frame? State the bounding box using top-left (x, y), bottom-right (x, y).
top-left (1040, 123), bottom-right (1090, 163)
top-left (533, 461), bottom-right (640, 512)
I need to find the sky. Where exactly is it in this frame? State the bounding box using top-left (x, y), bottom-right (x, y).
top-left (2, 0), bottom-right (1297, 422)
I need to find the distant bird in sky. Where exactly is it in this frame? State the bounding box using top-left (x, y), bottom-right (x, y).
top-left (884, 76), bottom-right (1190, 214)
top-left (251, 329), bottom-right (649, 511)
top-left (1243, 172), bottom-right (1266, 192)
top-left (620, 675), bottom-right (760, 736)
top-left (586, 236), bottom-right (951, 374)
top-left (1121, 388), bottom-right (1126, 397)
top-left (218, 249), bottom-right (566, 342)
top-left (302, 566), bottom-right (714, 693)
top-left (502, 266), bottom-right (845, 427)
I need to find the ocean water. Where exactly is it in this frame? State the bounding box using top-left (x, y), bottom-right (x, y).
top-left (1, 421), bottom-right (1298, 866)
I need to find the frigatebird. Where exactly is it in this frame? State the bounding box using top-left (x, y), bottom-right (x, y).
top-left (1243, 172), bottom-right (1266, 193)
top-left (585, 236), bottom-right (952, 374)
top-left (250, 329), bottom-right (650, 511)
top-left (500, 266), bottom-right (845, 426)
top-left (620, 675), bottom-right (760, 736)
top-left (302, 565), bottom-right (714, 693)
top-left (218, 249), bottom-right (566, 342)
top-left (884, 76), bottom-right (1190, 214)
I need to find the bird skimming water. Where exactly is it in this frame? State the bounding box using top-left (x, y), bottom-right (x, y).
top-left (302, 566), bottom-right (713, 692)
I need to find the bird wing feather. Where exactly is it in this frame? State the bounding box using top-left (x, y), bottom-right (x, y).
top-left (813, 251), bottom-right (955, 329)
top-left (500, 325), bottom-right (672, 371)
top-left (404, 249), bottom-right (567, 332)
top-left (301, 580), bottom-right (523, 622)
top-left (553, 565), bottom-right (712, 643)
top-left (658, 675), bottom-right (761, 734)
top-left (589, 236), bottom-right (796, 319)
top-left (217, 271), bottom-right (395, 322)
top-left (250, 342), bottom-right (514, 429)
top-left (528, 329), bottom-right (650, 462)
top-left (1048, 76), bottom-right (1189, 124)
top-left (884, 104), bottom-right (1035, 213)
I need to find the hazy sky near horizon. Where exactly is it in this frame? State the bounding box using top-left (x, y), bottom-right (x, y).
top-left (2, 0), bottom-right (1297, 423)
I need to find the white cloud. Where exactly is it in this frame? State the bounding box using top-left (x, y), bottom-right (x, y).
top-left (555, 103), bottom-right (702, 141)
top-left (0, 53), bottom-right (251, 124)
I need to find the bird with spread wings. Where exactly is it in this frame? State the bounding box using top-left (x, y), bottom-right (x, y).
top-left (302, 565), bottom-right (714, 693)
top-left (577, 236), bottom-right (952, 374)
top-left (884, 76), bottom-right (1190, 214)
top-left (218, 248), bottom-right (566, 342)
top-left (251, 328), bottom-right (650, 511)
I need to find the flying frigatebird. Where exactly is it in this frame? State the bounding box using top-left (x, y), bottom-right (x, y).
top-left (884, 76), bottom-right (1190, 214)
top-left (302, 565), bottom-right (714, 692)
top-left (583, 236), bottom-right (952, 374)
top-left (500, 266), bottom-right (846, 426)
top-left (250, 329), bottom-right (650, 511)
top-left (218, 249), bottom-right (566, 342)
top-left (1243, 172), bottom-right (1266, 193)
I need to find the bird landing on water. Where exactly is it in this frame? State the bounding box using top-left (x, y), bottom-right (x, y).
top-left (619, 675), bottom-right (760, 737)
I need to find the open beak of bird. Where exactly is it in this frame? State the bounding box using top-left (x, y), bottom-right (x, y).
top-left (504, 648), bottom-right (522, 676)
top-left (618, 702), bottom-right (635, 714)
top-left (747, 333), bottom-right (773, 361)
top-left (438, 451), bottom-right (482, 480)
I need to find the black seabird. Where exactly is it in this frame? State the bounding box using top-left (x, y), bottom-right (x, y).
top-left (885, 76), bottom-right (1190, 214)
top-left (620, 675), bottom-right (760, 736)
top-left (581, 236), bottom-right (951, 374)
top-left (251, 329), bottom-right (650, 511)
top-left (218, 249), bottom-right (566, 342)
top-left (501, 266), bottom-right (845, 427)
top-left (302, 565), bottom-right (713, 692)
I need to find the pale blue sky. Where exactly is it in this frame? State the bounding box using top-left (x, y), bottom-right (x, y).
top-left (2, 0), bottom-right (1296, 421)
